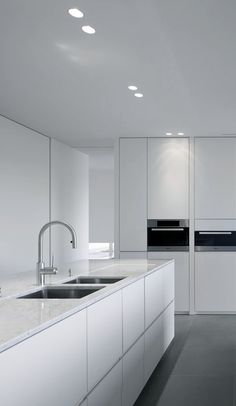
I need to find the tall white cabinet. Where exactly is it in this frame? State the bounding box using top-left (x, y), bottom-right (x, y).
top-left (195, 137), bottom-right (236, 219)
top-left (51, 139), bottom-right (89, 266)
top-left (119, 138), bottom-right (147, 252)
top-left (148, 138), bottom-right (189, 219)
top-left (0, 116), bottom-right (50, 275)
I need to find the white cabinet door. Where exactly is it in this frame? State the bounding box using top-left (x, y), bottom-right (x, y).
top-left (148, 138), bottom-right (189, 219)
top-left (51, 139), bottom-right (89, 265)
top-left (195, 252), bottom-right (236, 312)
top-left (88, 361), bottom-right (122, 406)
top-left (122, 336), bottom-right (144, 406)
top-left (0, 311), bottom-right (87, 406)
top-left (119, 138), bottom-right (147, 251)
top-left (148, 252), bottom-right (189, 312)
top-left (0, 116), bottom-right (50, 275)
top-left (145, 263), bottom-right (174, 328)
top-left (195, 137), bottom-right (236, 219)
top-left (144, 302), bottom-right (174, 384)
top-left (123, 278), bottom-right (145, 352)
top-left (87, 291), bottom-right (123, 390)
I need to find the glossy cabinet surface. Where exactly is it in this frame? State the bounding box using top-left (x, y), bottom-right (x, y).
top-left (122, 336), bottom-right (144, 406)
top-left (122, 278), bottom-right (145, 352)
top-left (195, 137), bottom-right (236, 219)
top-left (88, 362), bottom-right (122, 406)
top-left (0, 310), bottom-right (87, 406)
top-left (148, 252), bottom-right (189, 312)
top-left (144, 302), bottom-right (174, 383)
top-left (148, 138), bottom-right (189, 219)
top-left (87, 291), bottom-right (123, 390)
top-left (119, 138), bottom-right (147, 251)
top-left (145, 263), bottom-right (174, 327)
top-left (195, 252), bottom-right (236, 312)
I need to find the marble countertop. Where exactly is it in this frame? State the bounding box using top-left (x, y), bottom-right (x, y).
top-left (0, 258), bottom-right (173, 353)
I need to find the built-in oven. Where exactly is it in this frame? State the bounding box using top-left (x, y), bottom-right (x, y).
top-left (147, 219), bottom-right (189, 251)
top-left (195, 231), bottom-right (236, 251)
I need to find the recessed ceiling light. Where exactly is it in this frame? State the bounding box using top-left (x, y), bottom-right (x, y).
top-left (178, 132), bottom-right (184, 136)
top-left (134, 93), bottom-right (143, 98)
top-left (82, 25), bottom-right (96, 34)
top-left (166, 132), bottom-right (172, 136)
top-left (128, 85), bottom-right (138, 91)
top-left (68, 8), bottom-right (84, 18)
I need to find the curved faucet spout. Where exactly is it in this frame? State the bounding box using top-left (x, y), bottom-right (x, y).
top-left (37, 220), bottom-right (77, 285)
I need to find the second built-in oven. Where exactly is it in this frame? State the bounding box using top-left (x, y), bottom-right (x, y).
top-left (147, 219), bottom-right (189, 251)
top-left (195, 231), bottom-right (236, 251)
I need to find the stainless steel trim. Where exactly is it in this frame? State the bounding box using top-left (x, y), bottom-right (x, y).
top-left (148, 246), bottom-right (189, 252)
top-left (147, 219), bottom-right (189, 227)
top-left (195, 246), bottom-right (236, 252)
top-left (151, 228), bottom-right (184, 231)
top-left (198, 231), bottom-right (232, 235)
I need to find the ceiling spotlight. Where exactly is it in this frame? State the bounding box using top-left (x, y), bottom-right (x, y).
top-left (82, 25), bottom-right (96, 34)
top-left (128, 85), bottom-right (138, 91)
top-left (134, 93), bottom-right (143, 98)
top-left (178, 132), bottom-right (184, 136)
top-left (68, 8), bottom-right (84, 18)
top-left (166, 132), bottom-right (172, 136)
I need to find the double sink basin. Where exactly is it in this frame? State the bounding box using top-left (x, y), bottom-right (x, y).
top-left (18, 276), bottom-right (125, 299)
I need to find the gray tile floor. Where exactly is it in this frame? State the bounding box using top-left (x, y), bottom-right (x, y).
top-left (135, 315), bottom-right (236, 406)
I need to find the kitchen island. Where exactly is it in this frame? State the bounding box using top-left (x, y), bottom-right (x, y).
top-left (0, 259), bottom-right (174, 406)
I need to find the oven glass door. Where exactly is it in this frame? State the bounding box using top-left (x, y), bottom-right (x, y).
top-left (147, 227), bottom-right (189, 251)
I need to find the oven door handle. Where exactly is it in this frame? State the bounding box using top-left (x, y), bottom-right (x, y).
top-left (198, 231), bottom-right (232, 235)
top-left (151, 228), bottom-right (184, 231)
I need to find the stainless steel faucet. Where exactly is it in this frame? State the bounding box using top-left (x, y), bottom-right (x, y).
top-left (37, 221), bottom-right (77, 285)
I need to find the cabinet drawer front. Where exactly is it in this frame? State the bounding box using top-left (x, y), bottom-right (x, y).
top-left (122, 336), bottom-right (144, 406)
top-left (145, 263), bottom-right (174, 327)
top-left (88, 291), bottom-right (122, 390)
top-left (144, 302), bottom-right (174, 383)
top-left (123, 278), bottom-right (145, 351)
top-left (0, 310), bottom-right (87, 406)
top-left (88, 361), bottom-right (122, 406)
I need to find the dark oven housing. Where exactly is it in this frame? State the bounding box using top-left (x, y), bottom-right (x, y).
top-left (147, 220), bottom-right (189, 252)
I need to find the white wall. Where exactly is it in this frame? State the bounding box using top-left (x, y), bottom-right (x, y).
top-left (51, 139), bottom-right (89, 265)
top-left (0, 116), bottom-right (50, 275)
top-left (80, 148), bottom-right (114, 244)
top-left (0, 116), bottom-right (89, 277)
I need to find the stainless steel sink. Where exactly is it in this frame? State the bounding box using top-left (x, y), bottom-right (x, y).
top-left (63, 276), bottom-right (125, 285)
top-left (18, 285), bottom-right (104, 299)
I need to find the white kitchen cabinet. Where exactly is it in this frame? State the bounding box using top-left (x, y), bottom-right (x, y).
top-left (0, 116), bottom-right (50, 275)
top-left (87, 291), bottom-right (123, 390)
top-left (148, 252), bottom-right (189, 312)
top-left (0, 310), bottom-right (87, 406)
top-left (88, 361), bottom-right (122, 406)
top-left (122, 336), bottom-right (144, 406)
top-left (195, 252), bottom-right (236, 312)
top-left (119, 138), bottom-right (147, 251)
top-left (51, 138), bottom-right (89, 265)
top-left (145, 262), bottom-right (174, 327)
top-left (144, 302), bottom-right (174, 384)
top-left (195, 137), bottom-right (236, 219)
top-left (148, 138), bottom-right (189, 219)
top-left (122, 278), bottom-right (145, 352)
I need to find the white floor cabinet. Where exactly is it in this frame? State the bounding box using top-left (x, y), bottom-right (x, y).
top-left (148, 252), bottom-right (189, 312)
top-left (0, 262), bottom-right (174, 406)
top-left (195, 252), bottom-right (236, 312)
top-left (0, 311), bottom-right (87, 406)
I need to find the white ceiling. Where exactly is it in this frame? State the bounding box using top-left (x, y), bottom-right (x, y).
top-left (1, 0), bottom-right (236, 147)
